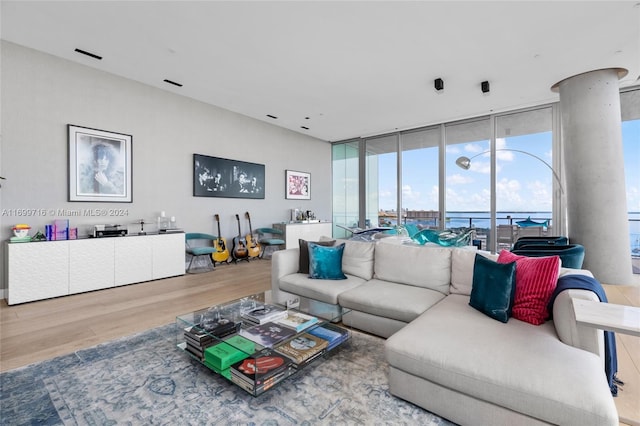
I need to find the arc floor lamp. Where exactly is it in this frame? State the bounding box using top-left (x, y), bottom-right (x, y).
top-left (455, 149), bottom-right (568, 237)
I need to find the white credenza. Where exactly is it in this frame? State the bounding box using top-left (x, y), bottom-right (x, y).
top-left (6, 233), bottom-right (185, 305)
top-left (272, 222), bottom-right (333, 249)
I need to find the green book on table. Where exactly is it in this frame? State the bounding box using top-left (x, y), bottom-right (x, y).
top-left (204, 335), bottom-right (256, 370)
top-left (204, 360), bottom-right (232, 379)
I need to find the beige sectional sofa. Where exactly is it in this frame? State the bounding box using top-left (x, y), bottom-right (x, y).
top-left (271, 237), bottom-right (618, 426)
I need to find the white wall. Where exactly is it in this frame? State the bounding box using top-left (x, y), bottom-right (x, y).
top-left (0, 41), bottom-right (332, 292)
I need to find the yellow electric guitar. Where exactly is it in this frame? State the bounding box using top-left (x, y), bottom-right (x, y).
top-left (245, 211), bottom-right (261, 259)
top-left (212, 214), bottom-right (230, 264)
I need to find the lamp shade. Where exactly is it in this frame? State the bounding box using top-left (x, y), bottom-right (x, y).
top-left (455, 156), bottom-right (471, 170)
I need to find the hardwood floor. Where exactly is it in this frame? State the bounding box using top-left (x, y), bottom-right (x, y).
top-left (0, 260), bottom-right (271, 372)
top-left (601, 283), bottom-right (640, 426)
top-left (1, 261), bottom-right (638, 424)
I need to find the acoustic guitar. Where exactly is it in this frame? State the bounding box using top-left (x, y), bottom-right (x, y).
top-left (245, 211), bottom-right (261, 259)
top-left (232, 214), bottom-right (249, 262)
top-left (212, 214), bottom-right (230, 264)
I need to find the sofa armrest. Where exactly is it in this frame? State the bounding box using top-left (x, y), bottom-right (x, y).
top-left (552, 288), bottom-right (604, 364)
top-left (271, 248), bottom-right (300, 303)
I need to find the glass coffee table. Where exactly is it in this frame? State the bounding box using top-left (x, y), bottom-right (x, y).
top-left (176, 292), bottom-right (351, 396)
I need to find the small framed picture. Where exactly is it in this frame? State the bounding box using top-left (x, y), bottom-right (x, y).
top-left (68, 125), bottom-right (133, 202)
top-left (285, 170), bottom-right (311, 200)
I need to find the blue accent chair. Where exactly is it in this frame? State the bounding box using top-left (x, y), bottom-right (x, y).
top-left (512, 244), bottom-right (585, 269)
top-left (185, 233), bottom-right (217, 272)
top-left (256, 227), bottom-right (286, 258)
top-left (512, 236), bottom-right (569, 250)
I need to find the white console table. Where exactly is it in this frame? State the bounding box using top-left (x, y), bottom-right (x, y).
top-left (272, 222), bottom-right (333, 249)
top-left (5, 233), bottom-right (185, 305)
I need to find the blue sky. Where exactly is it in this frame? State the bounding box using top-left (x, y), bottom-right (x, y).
top-left (376, 121), bottom-right (639, 213)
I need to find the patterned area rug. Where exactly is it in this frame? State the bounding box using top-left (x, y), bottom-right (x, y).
top-left (1, 323), bottom-right (455, 425)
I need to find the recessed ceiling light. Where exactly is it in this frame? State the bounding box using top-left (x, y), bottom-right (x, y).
top-left (74, 48), bottom-right (102, 60)
top-left (163, 79), bottom-right (183, 87)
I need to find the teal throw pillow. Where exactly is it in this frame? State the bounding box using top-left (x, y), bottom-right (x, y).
top-left (298, 239), bottom-right (335, 274)
top-left (308, 242), bottom-right (347, 280)
top-left (469, 254), bottom-right (517, 323)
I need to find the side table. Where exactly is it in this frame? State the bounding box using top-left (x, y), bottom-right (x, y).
top-left (572, 298), bottom-right (640, 426)
top-left (572, 299), bottom-right (640, 337)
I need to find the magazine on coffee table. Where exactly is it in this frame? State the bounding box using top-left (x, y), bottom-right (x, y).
top-left (241, 304), bottom-right (288, 325)
top-left (239, 322), bottom-right (297, 348)
top-left (275, 311), bottom-right (318, 332)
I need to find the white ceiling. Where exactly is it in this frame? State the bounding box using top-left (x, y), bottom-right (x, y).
top-left (2, 1), bottom-right (639, 142)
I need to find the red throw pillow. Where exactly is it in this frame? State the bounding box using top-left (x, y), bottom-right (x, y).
top-left (497, 250), bottom-right (560, 325)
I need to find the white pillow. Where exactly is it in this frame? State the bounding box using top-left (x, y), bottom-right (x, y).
top-left (319, 236), bottom-right (375, 280)
top-left (374, 242), bottom-right (452, 295)
top-left (450, 248), bottom-right (498, 296)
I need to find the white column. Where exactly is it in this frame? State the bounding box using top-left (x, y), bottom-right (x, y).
top-left (553, 68), bottom-right (633, 285)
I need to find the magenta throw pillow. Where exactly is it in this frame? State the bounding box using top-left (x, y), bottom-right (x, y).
top-left (497, 250), bottom-right (560, 325)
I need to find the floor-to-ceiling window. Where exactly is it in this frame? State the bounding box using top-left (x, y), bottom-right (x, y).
top-left (332, 141), bottom-right (359, 239)
top-left (621, 88), bottom-right (640, 272)
top-left (494, 107), bottom-right (557, 248)
top-left (332, 88), bottom-right (637, 260)
top-left (365, 134), bottom-right (397, 229)
top-left (444, 117), bottom-right (491, 248)
top-left (400, 127), bottom-right (440, 229)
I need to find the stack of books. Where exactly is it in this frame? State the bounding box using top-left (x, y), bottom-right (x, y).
top-left (241, 304), bottom-right (288, 325)
top-left (275, 311), bottom-right (318, 332)
top-left (183, 319), bottom-right (237, 360)
top-left (203, 335), bottom-right (256, 378)
top-left (230, 352), bottom-right (294, 394)
top-left (307, 323), bottom-right (350, 351)
top-left (239, 322), bottom-right (297, 348)
top-left (274, 332), bottom-right (329, 368)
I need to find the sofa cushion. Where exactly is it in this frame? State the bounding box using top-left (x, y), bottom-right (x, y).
top-left (497, 250), bottom-right (561, 325)
top-left (385, 294), bottom-right (618, 426)
top-left (469, 254), bottom-right (517, 323)
top-left (450, 248), bottom-right (498, 295)
top-left (308, 242), bottom-right (347, 280)
top-left (339, 278), bottom-right (446, 323)
top-left (279, 273), bottom-right (366, 305)
top-left (298, 239), bottom-right (335, 274)
top-left (373, 242), bottom-right (451, 295)
top-left (319, 237), bottom-right (375, 280)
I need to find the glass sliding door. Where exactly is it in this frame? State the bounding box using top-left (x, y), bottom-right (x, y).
top-left (365, 134), bottom-right (398, 229)
top-left (332, 141), bottom-right (360, 239)
top-left (621, 88), bottom-right (640, 267)
top-left (445, 118), bottom-right (491, 249)
top-left (494, 107), bottom-right (555, 249)
top-left (400, 127), bottom-right (440, 230)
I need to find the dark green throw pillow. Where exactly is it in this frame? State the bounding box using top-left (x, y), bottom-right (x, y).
top-left (308, 242), bottom-right (347, 280)
top-left (298, 239), bottom-right (335, 274)
top-left (469, 254), bottom-right (517, 323)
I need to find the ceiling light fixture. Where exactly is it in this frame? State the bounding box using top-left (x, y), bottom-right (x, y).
top-left (163, 79), bottom-right (183, 87)
top-left (434, 78), bottom-right (444, 91)
top-left (481, 81), bottom-right (490, 93)
top-left (74, 48), bottom-right (102, 60)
